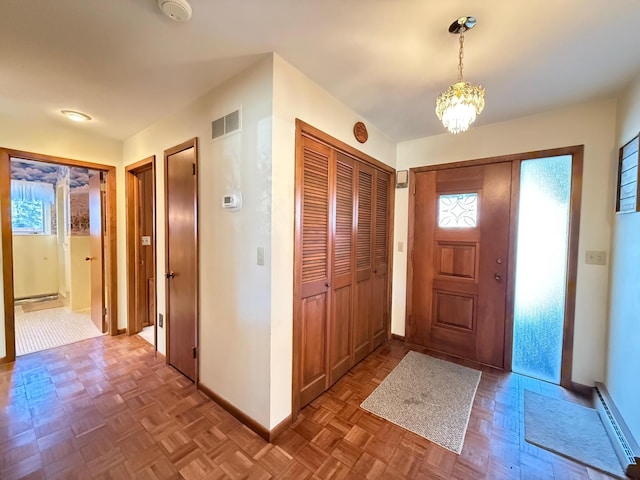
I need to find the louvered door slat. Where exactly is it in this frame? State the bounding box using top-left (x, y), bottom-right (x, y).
top-left (301, 144), bottom-right (329, 285)
top-left (375, 172), bottom-right (390, 266)
top-left (334, 159), bottom-right (354, 276)
top-left (356, 169), bottom-right (373, 270)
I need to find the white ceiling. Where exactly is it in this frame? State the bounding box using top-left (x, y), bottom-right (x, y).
top-left (1, 0), bottom-right (639, 142)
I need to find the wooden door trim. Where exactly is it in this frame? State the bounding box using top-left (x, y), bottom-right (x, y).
top-left (125, 156), bottom-right (156, 346)
top-left (405, 145), bottom-right (584, 387)
top-left (0, 148), bottom-right (118, 364)
top-left (292, 121), bottom-right (395, 421)
top-left (163, 138), bottom-right (199, 382)
top-left (296, 119), bottom-right (395, 175)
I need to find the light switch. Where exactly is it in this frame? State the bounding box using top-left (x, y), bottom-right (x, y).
top-left (585, 250), bottom-right (606, 265)
top-left (141, 235), bottom-right (151, 246)
top-left (257, 247), bottom-right (265, 266)
top-left (398, 241), bottom-right (404, 252)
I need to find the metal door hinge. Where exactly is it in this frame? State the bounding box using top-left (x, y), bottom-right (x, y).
top-left (192, 346), bottom-right (197, 359)
top-left (192, 163), bottom-right (196, 175)
top-left (100, 182), bottom-right (106, 192)
top-left (412, 184), bottom-right (416, 195)
top-left (103, 307), bottom-right (107, 317)
top-left (411, 250), bottom-right (414, 262)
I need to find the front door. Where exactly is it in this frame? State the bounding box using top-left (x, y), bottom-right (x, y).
top-left (407, 162), bottom-right (512, 368)
top-left (88, 170), bottom-right (105, 333)
top-left (165, 140), bottom-right (198, 381)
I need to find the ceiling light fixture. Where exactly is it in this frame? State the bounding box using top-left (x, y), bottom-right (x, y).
top-left (61, 110), bottom-right (92, 122)
top-left (435, 16), bottom-right (485, 134)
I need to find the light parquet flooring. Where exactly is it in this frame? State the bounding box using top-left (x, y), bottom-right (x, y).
top-left (0, 335), bottom-right (616, 479)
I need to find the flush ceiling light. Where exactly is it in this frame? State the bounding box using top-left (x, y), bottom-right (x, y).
top-left (61, 110), bottom-right (92, 122)
top-left (435, 16), bottom-right (485, 134)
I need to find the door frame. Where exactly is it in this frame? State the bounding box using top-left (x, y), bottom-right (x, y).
top-left (0, 148), bottom-right (118, 364)
top-left (125, 156), bottom-right (157, 346)
top-left (163, 138), bottom-right (199, 381)
top-left (292, 120), bottom-right (395, 419)
top-left (406, 145), bottom-right (583, 388)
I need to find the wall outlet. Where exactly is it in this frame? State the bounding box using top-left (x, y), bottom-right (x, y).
top-left (257, 246), bottom-right (265, 266)
top-left (398, 241), bottom-right (404, 253)
top-left (585, 250), bottom-right (607, 265)
top-left (158, 313), bottom-right (163, 328)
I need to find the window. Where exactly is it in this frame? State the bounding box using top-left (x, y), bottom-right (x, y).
top-left (10, 179), bottom-right (54, 235)
top-left (438, 193), bottom-right (478, 228)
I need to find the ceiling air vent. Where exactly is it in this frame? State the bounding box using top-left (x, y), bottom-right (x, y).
top-left (211, 108), bottom-right (241, 140)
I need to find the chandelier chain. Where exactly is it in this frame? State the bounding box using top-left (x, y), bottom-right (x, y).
top-left (457, 34), bottom-right (464, 82)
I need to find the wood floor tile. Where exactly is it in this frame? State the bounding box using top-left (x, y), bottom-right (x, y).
top-left (0, 335), bottom-right (620, 479)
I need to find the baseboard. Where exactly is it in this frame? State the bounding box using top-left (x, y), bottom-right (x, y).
top-left (198, 383), bottom-right (291, 442)
top-left (117, 328), bottom-right (127, 335)
top-left (594, 382), bottom-right (640, 478)
top-left (391, 334), bottom-right (405, 342)
top-left (0, 355), bottom-right (12, 365)
top-left (570, 381), bottom-right (593, 397)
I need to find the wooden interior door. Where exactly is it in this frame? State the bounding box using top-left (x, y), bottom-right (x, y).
top-left (407, 162), bottom-right (512, 368)
top-left (371, 171), bottom-right (390, 349)
top-left (328, 152), bottom-right (355, 385)
top-left (88, 170), bottom-right (105, 333)
top-left (297, 136), bottom-right (331, 407)
top-left (165, 141), bottom-right (198, 381)
top-left (353, 163), bottom-right (374, 364)
top-left (135, 167), bottom-right (155, 333)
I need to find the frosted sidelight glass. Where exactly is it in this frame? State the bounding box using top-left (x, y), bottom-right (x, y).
top-left (512, 156), bottom-right (572, 384)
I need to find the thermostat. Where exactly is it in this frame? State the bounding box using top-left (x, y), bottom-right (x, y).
top-left (222, 192), bottom-right (242, 211)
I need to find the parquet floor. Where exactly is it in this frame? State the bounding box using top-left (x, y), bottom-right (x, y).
top-left (0, 335), bottom-right (617, 479)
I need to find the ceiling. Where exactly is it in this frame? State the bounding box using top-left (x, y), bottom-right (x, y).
top-left (1, 0), bottom-right (639, 142)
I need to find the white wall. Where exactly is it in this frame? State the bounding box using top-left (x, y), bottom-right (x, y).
top-left (123, 56), bottom-right (274, 428)
top-left (12, 235), bottom-right (58, 298)
top-left (607, 75), bottom-right (640, 443)
top-left (392, 99), bottom-right (617, 387)
top-left (270, 54), bottom-right (397, 428)
top-left (0, 116), bottom-right (122, 360)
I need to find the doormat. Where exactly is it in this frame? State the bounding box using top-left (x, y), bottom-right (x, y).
top-left (21, 299), bottom-right (64, 312)
top-left (360, 351), bottom-right (481, 454)
top-left (524, 390), bottom-right (626, 479)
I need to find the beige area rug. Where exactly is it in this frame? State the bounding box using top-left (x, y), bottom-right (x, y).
top-left (20, 299), bottom-right (64, 313)
top-left (15, 305), bottom-right (104, 356)
top-left (524, 390), bottom-right (626, 479)
top-left (361, 351), bottom-right (481, 454)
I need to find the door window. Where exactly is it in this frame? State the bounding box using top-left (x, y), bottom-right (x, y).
top-left (438, 193), bottom-right (478, 228)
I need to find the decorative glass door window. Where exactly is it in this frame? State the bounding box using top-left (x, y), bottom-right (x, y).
top-left (438, 193), bottom-right (478, 228)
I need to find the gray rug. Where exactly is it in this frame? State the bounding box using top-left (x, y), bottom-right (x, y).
top-left (360, 351), bottom-right (481, 454)
top-left (524, 390), bottom-right (626, 479)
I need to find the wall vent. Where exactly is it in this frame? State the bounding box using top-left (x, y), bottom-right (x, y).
top-left (211, 108), bottom-right (241, 140)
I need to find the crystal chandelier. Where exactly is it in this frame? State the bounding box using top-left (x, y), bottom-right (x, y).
top-left (435, 16), bottom-right (485, 134)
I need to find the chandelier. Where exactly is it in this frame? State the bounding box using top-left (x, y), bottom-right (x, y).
top-left (435, 16), bottom-right (485, 134)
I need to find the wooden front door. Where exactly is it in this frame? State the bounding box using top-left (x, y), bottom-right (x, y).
top-left (165, 140), bottom-right (198, 381)
top-left (407, 162), bottom-right (512, 368)
top-left (88, 170), bottom-right (105, 333)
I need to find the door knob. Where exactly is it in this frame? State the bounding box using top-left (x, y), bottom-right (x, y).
top-left (85, 257), bottom-right (93, 262)
top-left (166, 271), bottom-right (175, 279)
top-left (325, 282), bottom-right (330, 288)
top-left (494, 273), bottom-right (502, 281)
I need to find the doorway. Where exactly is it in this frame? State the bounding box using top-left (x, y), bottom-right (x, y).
top-left (0, 148), bottom-right (117, 362)
top-left (406, 146), bottom-right (582, 387)
top-left (164, 139), bottom-right (198, 381)
top-left (126, 156), bottom-right (156, 348)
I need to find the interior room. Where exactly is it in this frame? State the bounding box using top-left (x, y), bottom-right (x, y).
top-left (0, 1), bottom-right (639, 479)
top-left (10, 158), bottom-right (105, 355)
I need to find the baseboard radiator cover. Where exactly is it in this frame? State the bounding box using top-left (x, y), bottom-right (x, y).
top-left (594, 382), bottom-right (640, 478)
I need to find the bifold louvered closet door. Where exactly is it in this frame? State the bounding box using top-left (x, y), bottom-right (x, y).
top-left (295, 132), bottom-right (393, 412)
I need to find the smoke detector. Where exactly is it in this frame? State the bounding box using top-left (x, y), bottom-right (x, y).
top-left (158, 0), bottom-right (192, 22)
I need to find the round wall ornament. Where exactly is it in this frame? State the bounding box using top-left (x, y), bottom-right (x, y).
top-left (353, 121), bottom-right (368, 143)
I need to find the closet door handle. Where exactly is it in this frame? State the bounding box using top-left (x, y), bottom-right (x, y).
top-left (166, 271), bottom-right (175, 279)
top-left (325, 282), bottom-right (330, 288)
